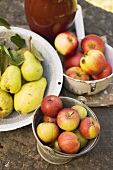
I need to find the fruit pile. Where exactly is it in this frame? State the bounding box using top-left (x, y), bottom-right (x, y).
top-left (0, 36), bottom-right (47, 118)
top-left (54, 32), bottom-right (112, 81)
top-left (36, 95), bottom-right (100, 154)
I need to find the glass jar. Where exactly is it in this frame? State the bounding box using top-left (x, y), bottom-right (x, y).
top-left (24, 0), bottom-right (77, 43)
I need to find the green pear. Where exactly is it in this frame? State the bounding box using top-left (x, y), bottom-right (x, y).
top-left (21, 51), bottom-right (43, 81)
top-left (73, 129), bottom-right (88, 149)
top-left (14, 77), bottom-right (47, 114)
top-left (0, 88), bottom-right (13, 118)
top-left (0, 65), bottom-right (21, 94)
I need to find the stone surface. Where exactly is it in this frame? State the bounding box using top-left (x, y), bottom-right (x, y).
top-left (0, 0), bottom-right (113, 170)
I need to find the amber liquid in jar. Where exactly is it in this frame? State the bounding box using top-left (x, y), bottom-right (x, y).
top-left (24, 0), bottom-right (77, 43)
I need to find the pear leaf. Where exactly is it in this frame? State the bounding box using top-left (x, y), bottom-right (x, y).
top-left (8, 50), bottom-right (25, 66)
top-left (0, 18), bottom-right (11, 29)
top-left (32, 44), bottom-right (44, 61)
top-left (0, 45), bottom-right (9, 74)
top-left (10, 34), bottom-right (25, 48)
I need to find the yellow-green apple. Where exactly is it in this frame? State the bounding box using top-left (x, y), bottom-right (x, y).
top-left (41, 95), bottom-right (63, 118)
top-left (64, 51), bottom-right (84, 69)
top-left (72, 105), bottom-right (87, 120)
top-left (37, 122), bottom-right (59, 143)
top-left (80, 50), bottom-right (106, 75)
top-left (79, 117), bottom-right (100, 139)
top-left (91, 61), bottom-right (112, 80)
top-left (57, 108), bottom-right (80, 131)
top-left (52, 139), bottom-right (61, 152)
top-left (54, 31), bottom-right (78, 56)
top-left (73, 129), bottom-right (88, 149)
top-left (81, 34), bottom-right (105, 53)
top-left (65, 66), bottom-right (90, 80)
top-left (42, 115), bottom-right (57, 123)
top-left (58, 131), bottom-right (80, 154)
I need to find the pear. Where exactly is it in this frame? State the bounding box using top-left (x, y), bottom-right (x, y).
top-left (21, 51), bottom-right (43, 81)
top-left (0, 88), bottom-right (13, 118)
top-left (14, 77), bottom-right (47, 114)
top-left (0, 65), bottom-right (21, 94)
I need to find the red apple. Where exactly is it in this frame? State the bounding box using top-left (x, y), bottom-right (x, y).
top-left (65, 66), bottom-right (90, 81)
top-left (57, 108), bottom-right (80, 131)
top-left (42, 115), bottom-right (57, 123)
top-left (79, 117), bottom-right (100, 139)
top-left (54, 31), bottom-right (78, 56)
top-left (81, 34), bottom-right (105, 53)
top-left (64, 51), bottom-right (84, 69)
top-left (37, 122), bottom-right (59, 143)
top-left (80, 50), bottom-right (106, 75)
top-left (41, 95), bottom-right (63, 118)
top-left (91, 61), bottom-right (112, 80)
top-left (58, 131), bottom-right (80, 154)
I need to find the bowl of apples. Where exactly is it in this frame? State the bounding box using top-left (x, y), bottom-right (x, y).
top-left (32, 95), bottom-right (100, 165)
top-left (54, 32), bottom-right (113, 95)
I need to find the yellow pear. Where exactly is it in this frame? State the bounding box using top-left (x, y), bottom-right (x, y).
top-left (0, 65), bottom-right (21, 94)
top-left (14, 77), bottom-right (47, 114)
top-left (0, 88), bottom-right (13, 118)
top-left (21, 51), bottom-right (43, 81)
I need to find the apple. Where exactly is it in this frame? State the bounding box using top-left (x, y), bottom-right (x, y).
top-left (80, 50), bottom-right (106, 75)
top-left (81, 34), bottom-right (105, 53)
top-left (52, 139), bottom-right (61, 152)
top-left (57, 108), bottom-right (80, 131)
top-left (91, 61), bottom-right (112, 80)
top-left (64, 51), bottom-right (84, 69)
top-left (79, 117), bottom-right (100, 139)
top-left (65, 66), bottom-right (90, 81)
top-left (37, 122), bottom-right (59, 143)
top-left (73, 129), bottom-right (88, 149)
top-left (41, 95), bottom-right (63, 118)
top-left (42, 115), bottom-right (57, 123)
top-left (72, 105), bottom-right (87, 120)
top-left (58, 131), bottom-right (80, 154)
top-left (54, 31), bottom-right (78, 56)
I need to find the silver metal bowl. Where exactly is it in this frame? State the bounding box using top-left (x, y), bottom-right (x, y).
top-left (32, 96), bottom-right (100, 164)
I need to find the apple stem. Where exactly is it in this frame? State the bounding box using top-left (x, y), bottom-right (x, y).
top-left (68, 112), bottom-right (75, 117)
top-left (81, 58), bottom-right (85, 64)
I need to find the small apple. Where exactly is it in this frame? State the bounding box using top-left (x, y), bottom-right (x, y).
top-left (42, 115), bottom-right (57, 123)
top-left (58, 131), bottom-right (80, 154)
top-left (52, 139), bottom-right (61, 152)
top-left (91, 61), bottom-right (112, 80)
top-left (41, 95), bottom-right (63, 118)
top-left (57, 108), bottom-right (80, 131)
top-left (80, 50), bottom-right (106, 75)
top-left (64, 51), bottom-right (84, 69)
top-left (65, 66), bottom-right (90, 81)
top-left (81, 34), bottom-right (105, 53)
top-left (54, 31), bottom-right (78, 56)
top-left (79, 117), bottom-right (100, 139)
top-left (37, 122), bottom-right (59, 143)
top-left (72, 105), bottom-right (87, 120)
top-left (73, 129), bottom-right (88, 149)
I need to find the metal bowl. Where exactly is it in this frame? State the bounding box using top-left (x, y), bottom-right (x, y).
top-left (32, 96), bottom-right (100, 165)
top-left (0, 26), bottom-right (63, 131)
top-left (63, 43), bottom-right (113, 95)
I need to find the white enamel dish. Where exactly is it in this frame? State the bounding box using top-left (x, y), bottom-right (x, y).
top-left (0, 26), bottom-right (63, 131)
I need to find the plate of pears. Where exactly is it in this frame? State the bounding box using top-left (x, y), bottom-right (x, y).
top-left (0, 26), bottom-right (63, 131)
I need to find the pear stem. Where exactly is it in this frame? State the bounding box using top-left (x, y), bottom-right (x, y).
top-left (28, 36), bottom-right (32, 52)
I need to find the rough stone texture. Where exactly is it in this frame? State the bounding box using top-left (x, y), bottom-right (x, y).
top-left (0, 0), bottom-right (113, 170)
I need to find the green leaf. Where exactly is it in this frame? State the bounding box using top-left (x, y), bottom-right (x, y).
top-left (0, 45), bottom-right (9, 74)
top-left (32, 44), bottom-right (44, 61)
top-left (0, 18), bottom-right (11, 29)
top-left (8, 50), bottom-right (25, 66)
top-left (10, 34), bottom-right (25, 48)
